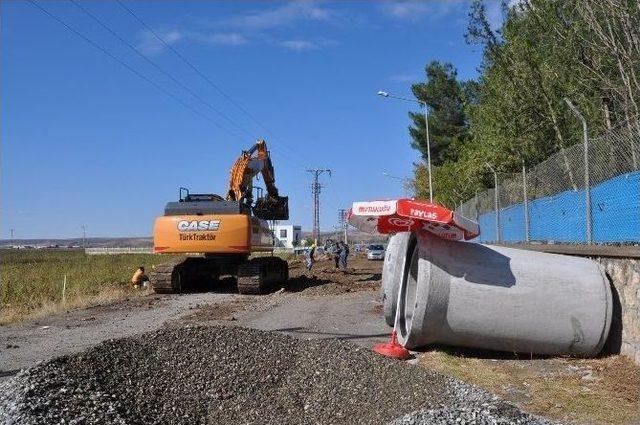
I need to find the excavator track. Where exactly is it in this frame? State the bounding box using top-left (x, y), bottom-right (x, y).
top-left (237, 257), bottom-right (288, 295)
top-left (150, 256), bottom-right (222, 294)
top-left (150, 257), bottom-right (189, 294)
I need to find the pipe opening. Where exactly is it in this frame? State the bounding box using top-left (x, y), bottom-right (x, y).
top-left (398, 241), bottom-right (419, 341)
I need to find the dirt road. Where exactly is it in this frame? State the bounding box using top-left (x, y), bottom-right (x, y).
top-left (0, 257), bottom-right (388, 380)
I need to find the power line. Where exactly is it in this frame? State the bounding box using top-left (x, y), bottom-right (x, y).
top-left (115, 0), bottom-right (268, 135)
top-left (114, 0), bottom-right (313, 165)
top-left (69, 0), bottom-right (255, 142)
top-left (27, 0), bottom-right (236, 137)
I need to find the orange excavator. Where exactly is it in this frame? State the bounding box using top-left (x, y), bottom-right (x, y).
top-left (150, 139), bottom-right (289, 294)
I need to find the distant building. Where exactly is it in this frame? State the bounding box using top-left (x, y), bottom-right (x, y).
top-left (269, 224), bottom-right (301, 248)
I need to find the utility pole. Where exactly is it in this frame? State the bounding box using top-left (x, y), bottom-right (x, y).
top-left (81, 225), bottom-right (86, 250)
top-left (338, 209), bottom-right (348, 244)
top-left (306, 169), bottom-right (331, 244)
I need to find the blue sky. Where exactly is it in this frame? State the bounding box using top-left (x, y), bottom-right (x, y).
top-left (1, 1), bottom-right (498, 239)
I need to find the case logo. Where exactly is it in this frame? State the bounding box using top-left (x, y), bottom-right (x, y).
top-left (177, 220), bottom-right (220, 232)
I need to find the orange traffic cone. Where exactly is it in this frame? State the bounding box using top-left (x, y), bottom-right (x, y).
top-left (373, 329), bottom-right (411, 360)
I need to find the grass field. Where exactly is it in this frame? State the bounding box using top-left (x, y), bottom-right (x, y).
top-left (421, 349), bottom-right (640, 425)
top-left (0, 249), bottom-right (178, 324)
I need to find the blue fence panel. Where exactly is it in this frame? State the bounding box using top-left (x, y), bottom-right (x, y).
top-left (470, 171), bottom-right (639, 244)
top-left (592, 171), bottom-right (640, 243)
top-left (529, 190), bottom-right (587, 242)
top-left (478, 212), bottom-right (496, 243)
top-left (501, 203), bottom-right (526, 243)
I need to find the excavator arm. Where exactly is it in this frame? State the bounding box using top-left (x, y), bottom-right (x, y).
top-left (226, 140), bottom-right (289, 220)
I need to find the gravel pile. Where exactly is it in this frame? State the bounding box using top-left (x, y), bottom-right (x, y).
top-left (390, 406), bottom-right (553, 425)
top-left (390, 377), bottom-right (556, 425)
top-left (0, 325), bottom-right (554, 424)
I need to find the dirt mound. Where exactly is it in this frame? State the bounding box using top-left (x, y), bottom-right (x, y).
top-left (285, 258), bottom-right (381, 295)
top-left (0, 326), bottom-right (552, 424)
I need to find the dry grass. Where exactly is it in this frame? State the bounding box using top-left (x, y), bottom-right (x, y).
top-left (0, 249), bottom-right (177, 324)
top-left (420, 349), bottom-right (640, 425)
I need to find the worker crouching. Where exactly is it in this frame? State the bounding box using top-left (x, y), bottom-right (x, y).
top-left (131, 266), bottom-right (149, 289)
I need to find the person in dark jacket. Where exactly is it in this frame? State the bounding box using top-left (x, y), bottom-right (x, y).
top-left (338, 242), bottom-right (349, 269)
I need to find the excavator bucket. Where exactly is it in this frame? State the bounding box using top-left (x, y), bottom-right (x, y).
top-left (253, 195), bottom-right (289, 221)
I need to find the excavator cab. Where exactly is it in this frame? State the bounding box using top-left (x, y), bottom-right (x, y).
top-left (253, 195), bottom-right (289, 220)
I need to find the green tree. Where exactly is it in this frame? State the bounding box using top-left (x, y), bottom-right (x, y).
top-left (409, 61), bottom-right (472, 165)
top-left (409, 0), bottom-right (640, 208)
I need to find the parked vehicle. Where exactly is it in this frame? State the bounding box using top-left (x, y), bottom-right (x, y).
top-left (366, 244), bottom-right (385, 260)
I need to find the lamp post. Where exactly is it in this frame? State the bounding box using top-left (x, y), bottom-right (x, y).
top-left (382, 172), bottom-right (414, 197)
top-left (377, 90), bottom-right (433, 203)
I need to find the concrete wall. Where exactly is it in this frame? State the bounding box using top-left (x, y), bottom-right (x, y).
top-left (595, 258), bottom-right (640, 365)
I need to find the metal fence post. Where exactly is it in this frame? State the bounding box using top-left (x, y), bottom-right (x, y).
top-left (522, 161), bottom-right (530, 242)
top-left (474, 190), bottom-right (479, 221)
top-left (564, 98), bottom-right (593, 244)
top-left (486, 163), bottom-right (500, 243)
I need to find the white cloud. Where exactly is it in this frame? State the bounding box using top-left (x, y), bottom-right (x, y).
top-left (221, 1), bottom-right (333, 32)
top-left (137, 29), bottom-right (248, 54)
top-left (199, 33), bottom-right (248, 46)
top-left (280, 39), bottom-right (319, 51)
top-left (137, 29), bottom-right (183, 55)
top-left (380, 0), bottom-right (466, 22)
top-left (484, 1), bottom-right (506, 30)
top-left (381, 1), bottom-right (430, 19)
top-left (136, 1), bottom-right (339, 55)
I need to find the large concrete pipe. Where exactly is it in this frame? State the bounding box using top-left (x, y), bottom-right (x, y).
top-left (396, 233), bottom-right (613, 357)
top-left (381, 232), bottom-right (414, 327)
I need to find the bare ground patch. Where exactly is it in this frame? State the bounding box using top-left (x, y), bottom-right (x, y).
top-left (174, 298), bottom-right (255, 324)
top-left (285, 257), bottom-right (382, 296)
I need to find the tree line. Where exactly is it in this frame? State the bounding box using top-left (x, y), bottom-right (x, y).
top-left (407, 0), bottom-right (640, 208)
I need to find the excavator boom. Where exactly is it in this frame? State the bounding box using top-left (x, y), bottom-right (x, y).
top-left (226, 139), bottom-right (288, 221)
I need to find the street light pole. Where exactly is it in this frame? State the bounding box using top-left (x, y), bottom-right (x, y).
top-left (424, 106), bottom-right (433, 203)
top-left (377, 90), bottom-right (433, 202)
top-left (564, 97), bottom-right (592, 245)
top-left (486, 163), bottom-right (500, 243)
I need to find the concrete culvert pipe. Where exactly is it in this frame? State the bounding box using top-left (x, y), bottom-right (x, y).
top-left (381, 232), bottom-right (415, 327)
top-left (396, 233), bottom-right (613, 357)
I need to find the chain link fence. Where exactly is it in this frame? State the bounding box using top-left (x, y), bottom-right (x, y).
top-left (457, 119), bottom-right (640, 244)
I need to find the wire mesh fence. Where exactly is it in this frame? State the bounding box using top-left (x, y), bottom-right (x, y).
top-left (456, 119), bottom-right (640, 244)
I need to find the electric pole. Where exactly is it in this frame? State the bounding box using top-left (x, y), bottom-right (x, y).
top-left (81, 225), bottom-right (86, 250)
top-left (306, 169), bottom-right (331, 244)
top-left (338, 209), bottom-right (348, 244)
top-left (10, 228), bottom-right (14, 247)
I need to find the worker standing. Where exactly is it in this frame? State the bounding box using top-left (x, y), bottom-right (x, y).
top-left (131, 266), bottom-right (149, 289)
top-left (324, 239), bottom-right (339, 269)
top-left (339, 242), bottom-right (349, 269)
top-left (305, 243), bottom-right (317, 271)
